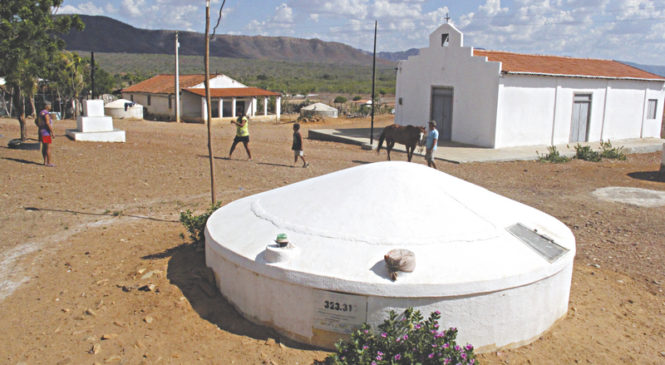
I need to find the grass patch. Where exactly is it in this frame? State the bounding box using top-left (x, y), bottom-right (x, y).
top-left (538, 146), bottom-right (570, 163)
top-left (179, 202), bottom-right (222, 244)
top-left (599, 140), bottom-right (627, 160)
top-left (574, 144), bottom-right (601, 162)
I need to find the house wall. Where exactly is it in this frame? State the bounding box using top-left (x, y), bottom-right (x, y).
top-left (181, 92), bottom-right (201, 121)
top-left (190, 75), bottom-right (247, 89)
top-left (122, 92), bottom-right (174, 119)
top-left (395, 24), bottom-right (501, 147)
top-left (495, 76), bottom-right (665, 148)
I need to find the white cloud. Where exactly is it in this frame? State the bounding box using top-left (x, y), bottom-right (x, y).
top-left (246, 3), bottom-right (296, 36)
top-left (57, 2), bottom-right (106, 15)
top-left (374, 0), bottom-right (423, 19)
top-left (122, 0), bottom-right (144, 17)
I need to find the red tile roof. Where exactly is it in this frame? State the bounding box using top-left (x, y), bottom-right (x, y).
top-left (122, 74), bottom-right (210, 94)
top-left (473, 50), bottom-right (665, 80)
top-left (184, 87), bottom-right (280, 98)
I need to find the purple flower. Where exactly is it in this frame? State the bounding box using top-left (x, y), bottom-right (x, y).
top-left (376, 355), bottom-right (383, 361)
top-left (470, 360), bottom-right (475, 365)
top-left (432, 344), bottom-right (438, 348)
top-left (415, 324), bottom-right (421, 329)
top-left (443, 343), bottom-right (450, 349)
top-left (465, 344), bottom-right (474, 351)
top-left (433, 324), bottom-right (439, 329)
top-left (381, 332), bottom-right (387, 338)
top-left (443, 359), bottom-right (451, 365)
top-left (403, 334), bottom-right (408, 340)
top-left (377, 351), bottom-right (384, 356)
top-left (364, 330), bottom-right (369, 334)
top-left (435, 310), bottom-right (441, 315)
top-left (428, 353), bottom-right (435, 359)
top-left (394, 354), bottom-right (401, 360)
top-left (396, 337), bottom-right (401, 342)
top-left (461, 353), bottom-right (467, 360)
top-left (362, 345), bottom-right (369, 350)
top-left (454, 345), bottom-right (461, 351)
top-left (371, 362), bottom-right (377, 365)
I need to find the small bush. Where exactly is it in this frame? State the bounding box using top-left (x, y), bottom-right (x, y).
top-left (599, 140), bottom-right (626, 160)
top-left (326, 308), bottom-right (476, 365)
top-left (574, 144), bottom-right (601, 162)
top-left (538, 146), bottom-right (570, 163)
top-left (334, 96), bottom-right (348, 104)
top-left (179, 202), bottom-right (222, 243)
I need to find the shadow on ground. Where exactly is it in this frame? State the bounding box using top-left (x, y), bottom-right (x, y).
top-left (143, 241), bottom-right (325, 353)
top-left (627, 171), bottom-right (665, 183)
top-left (3, 157), bottom-right (43, 165)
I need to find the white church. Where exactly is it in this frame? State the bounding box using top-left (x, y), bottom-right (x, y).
top-left (394, 23), bottom-right (665, 148)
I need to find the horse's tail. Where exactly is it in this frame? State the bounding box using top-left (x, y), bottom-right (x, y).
top-left (377, 129), bottom-right (386, 154)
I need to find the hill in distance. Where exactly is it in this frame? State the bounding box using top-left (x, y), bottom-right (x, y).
top-left (60, 15), bottom-right (390, 66)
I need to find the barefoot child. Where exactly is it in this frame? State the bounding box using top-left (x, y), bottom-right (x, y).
top-left (291, 123), bottom-right (309, 167)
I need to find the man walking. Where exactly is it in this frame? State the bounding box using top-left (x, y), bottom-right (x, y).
top-left (425, 120), bottom-right (438, 169)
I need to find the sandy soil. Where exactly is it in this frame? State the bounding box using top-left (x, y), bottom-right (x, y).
top-left (0, 115), bottom-right (664, 365)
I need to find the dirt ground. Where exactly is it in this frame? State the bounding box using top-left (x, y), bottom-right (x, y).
top-left (1, 114), bottom-right (664, 365)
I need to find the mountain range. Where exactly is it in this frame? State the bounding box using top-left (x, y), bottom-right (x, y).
top-left (60, 15), bottom-right (389, 65)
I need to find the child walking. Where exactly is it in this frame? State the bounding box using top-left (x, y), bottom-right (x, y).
top-left (291, 123), bottom-right (309, 167)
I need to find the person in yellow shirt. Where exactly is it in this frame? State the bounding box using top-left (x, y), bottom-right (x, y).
top-left (228, 111), bottom-right (252, 160)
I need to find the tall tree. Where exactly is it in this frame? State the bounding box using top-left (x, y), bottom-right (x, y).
top-left (0, 0), bottom-right (83, 140)
top-left (46, 51), bottom-right (86, 119)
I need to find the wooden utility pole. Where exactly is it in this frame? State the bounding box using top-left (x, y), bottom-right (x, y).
top-left (370, 20), bottom-right (377, 145)
top-left (205, 1), bottom-right (217, 205)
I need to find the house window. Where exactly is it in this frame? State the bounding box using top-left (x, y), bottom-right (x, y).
top-left (130, 95), bottom-right (134, 102)
top-left (147, 95), bottom-right (151, 106)
top-left (441, 33), bottom-right (449, 47)
top-left (647, 99), bottom-right (657, 119)
top-left (168, 95), bottom-right (172, 109)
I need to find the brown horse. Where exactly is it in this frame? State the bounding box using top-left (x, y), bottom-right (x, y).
top-left (376, 124), bottom-right (426, 162)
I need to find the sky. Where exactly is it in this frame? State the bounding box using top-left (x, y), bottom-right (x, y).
top-left (57, 0), bottom-right (665, 65)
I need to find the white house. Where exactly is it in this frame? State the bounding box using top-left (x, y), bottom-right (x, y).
top-left (122, 74), bottom-right (281, 123)
top-left (395, 23), bottom-right (665, 148)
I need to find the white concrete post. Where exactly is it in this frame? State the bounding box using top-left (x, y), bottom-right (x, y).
top-left (218, 98), bottom-right (224, 118)
top-left (264, 97), bottom-right (268, 116)
top-left (276, 96), bottom-right (281, 120)
top-left (201, 97), bottom-right (208, 121)
top-left (252, 97), bottom-right (257, 116)
top-left (232, 97), bottom-right (237, 117)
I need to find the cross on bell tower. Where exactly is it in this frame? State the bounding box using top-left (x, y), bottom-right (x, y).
top-left (445, 12), bottom-right (450, 23)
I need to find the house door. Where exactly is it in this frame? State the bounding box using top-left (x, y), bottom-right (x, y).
top-left (431, 87), bottom-right (453, 141)
top-left (570, 94), bottom-right (591, 143)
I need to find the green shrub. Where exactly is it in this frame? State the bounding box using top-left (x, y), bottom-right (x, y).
top-left (599, 140), bottom-right (626, 160)
top-left (179, 202), bottom-right (222, 243)
top-left (538, 146), bottom-right (570, 163)
top-left (574, 144), bottom-right (601, 162)
top-left (326, 308), bottom-right (476, 365)
top-left (334, 96), bottom-right (348, 104)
